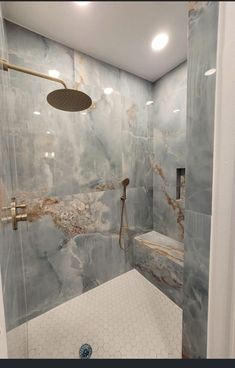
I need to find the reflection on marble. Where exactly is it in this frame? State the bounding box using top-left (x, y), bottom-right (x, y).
top-left (152, 62), bottom-right (187, 242)
top-left (183, 1), bottom-right (218, 359)
top-left (133, 231), bottom-right (183, 307)
top-left (0, 20), bottom-right (154, 330)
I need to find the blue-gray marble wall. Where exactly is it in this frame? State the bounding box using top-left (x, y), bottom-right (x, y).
top-left (152, 62), bottom-right (187, 242)
top-left (0, 20), bottom-right (153, 330)
top-left (182, 1), bottom-right (218, 358)
top-left (0, 6), bottom-right (28, 346)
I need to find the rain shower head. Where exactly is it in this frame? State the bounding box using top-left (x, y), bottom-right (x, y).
top-left (47, 88), bottom-right (92, 112)
top-left (0, 58), bottom-right (92, 112)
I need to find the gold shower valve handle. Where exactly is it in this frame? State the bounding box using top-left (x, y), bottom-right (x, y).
top-left (1, 197), bottom-right (27, 230)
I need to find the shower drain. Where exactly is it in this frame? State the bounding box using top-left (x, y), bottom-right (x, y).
top-left (79, 343), bottom-right (92, 359)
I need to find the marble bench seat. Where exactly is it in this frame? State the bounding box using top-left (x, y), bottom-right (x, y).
top-left (133, 231), bottom-right (184, 308)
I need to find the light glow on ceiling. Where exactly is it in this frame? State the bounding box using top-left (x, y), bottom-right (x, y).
top-left (151, 33), bottom-right (169, 51)
top-left (33, 111), bottom-right (40, 115)
top-left (74, 1), bottom-right (90, 6)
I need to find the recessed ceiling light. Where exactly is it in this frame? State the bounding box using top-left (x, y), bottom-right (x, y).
top-left (48, 69), bottom-right (60, 78)
top-left (45, 152), bottom-right (49, 158)
top-left (146, 100), bottom-right (154, 106)
top-left (173, 109), bottom-right (180, 113)
top-left (104, 87), bottom-right (113, 95)
top-left (74, 1), bottom-right (90, 6)
top-left (46, 130), bottom-right (51, 134)
top-left (151, 33), bottom-right (169, 51)
top-left (33, 111), bottom-right (40, 115)
top-left (81, 111), bottom-right (87, 115)
top-left (204, 68), bottom-right (216, 76)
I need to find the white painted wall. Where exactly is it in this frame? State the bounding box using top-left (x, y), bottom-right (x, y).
top-left (207, 1), bottom-right (235, 358)
top-left (0, 271), bottom-right (7, 358)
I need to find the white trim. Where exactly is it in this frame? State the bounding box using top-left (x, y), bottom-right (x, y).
top-left (207, 1), bottom-right (235, 358)
top-left (0, 270), bottom-right (7, 358)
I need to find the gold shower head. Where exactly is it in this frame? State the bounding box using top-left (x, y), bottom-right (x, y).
top-left (0, 58), bottom-right (92, 112)
top-left (47, 88), bottom-right (92, 112)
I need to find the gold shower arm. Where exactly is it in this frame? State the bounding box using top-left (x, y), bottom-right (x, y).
top-left (0, 58), bottom-right (67, 89)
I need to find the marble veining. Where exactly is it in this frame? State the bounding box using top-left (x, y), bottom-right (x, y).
top-left (135, 231), bottom-right (184, 266)
top-left (152, 162), bottom-right (185, 241)
top-left (182, 1), bottom-right (218, 359)
top-left (0, 20), bottom-right (153, 332)
top-left (133, 231), bottom-right (183, 307)
top-left (152, 62), bottom-right (187, 242)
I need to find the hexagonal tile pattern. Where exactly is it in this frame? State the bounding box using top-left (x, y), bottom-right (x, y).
top-left (7, 270), bottom-right (182, 358)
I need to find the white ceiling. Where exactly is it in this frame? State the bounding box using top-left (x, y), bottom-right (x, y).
top-left (2, 1), bottom-right (188, 82)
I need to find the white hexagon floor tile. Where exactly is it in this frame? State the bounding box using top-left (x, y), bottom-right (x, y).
top-left (7, 270), bottom-right (182, 359)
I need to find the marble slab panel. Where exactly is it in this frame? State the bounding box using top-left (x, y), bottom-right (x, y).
top-left (152, 62), bottom-right (187, 242)
top-left (185, 1), bottom-right (218, 215)
top-left (1, 19), bottom-right (152, 335)
top-left (133, 230), bottom-right (183, 307)
top-left (153, 184), bottom-right (185, 242)
top-left (135, 231), bottom-right (184, 266)
top-left (182, 210), bottom-right (211, 358)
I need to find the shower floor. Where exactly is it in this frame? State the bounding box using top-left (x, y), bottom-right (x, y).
top-left (7, 270), bottom-right (182, 359)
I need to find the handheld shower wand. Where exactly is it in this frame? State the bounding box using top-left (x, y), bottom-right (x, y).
top-left (119, 178), bottom-right (129, 250)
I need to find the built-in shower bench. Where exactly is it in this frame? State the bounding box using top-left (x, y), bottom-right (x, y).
top-left (133, 231), bottom-right (184, 308)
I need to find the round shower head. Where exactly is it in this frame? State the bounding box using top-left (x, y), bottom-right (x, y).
top-left (121, 178), bottom-right (130, 186)
top-left (47, 88), bottom-right (92, 112)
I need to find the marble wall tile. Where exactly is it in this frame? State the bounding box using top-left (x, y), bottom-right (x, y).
top-left (185, 1), bottom-right (218, 216)
top-left (1, 20), bottom-right (153, 329)
top-left (183, 1), bottom-right (219, 359)
top-left (0, 10), bottom-right (28, 342)
top-left (3, 185), bottom-right (151, 328)
top-left (153, 186), bottom-right (184, 242)
top-left (152, 62), bottom-right (187, 241)
top-left (4, 20), bottom-right (153, 196)
top-left (182, 210), bottom-right (211, 358)
top-left (74, 50), bottom-right (120, 92)
top-left (14, 228), bottom-right (131, 328)
top-left (6, 22), bottom-right (75, 82)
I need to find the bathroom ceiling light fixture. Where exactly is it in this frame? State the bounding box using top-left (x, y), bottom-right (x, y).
top-left (151, 33), bottom-right (169, 51)
top-left (74, 1), bottom-right (90, 6)
top-left (104, 87), bottom-right (113, 95)
top-left (204, 68), bottom-right (216, 76)
top-left (0, 58), bottom-right (92, 112)
top-left (33, 111), bottom-right (40, 115)
top-left (173, 109), bottom-right (180, 113)
top-left (146, 100), bottom-right (154, 106)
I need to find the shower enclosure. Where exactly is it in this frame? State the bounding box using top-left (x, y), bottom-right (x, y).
top-left (0, 1), bottom-right (219, 359)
